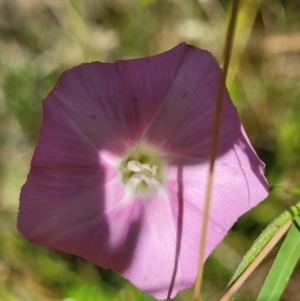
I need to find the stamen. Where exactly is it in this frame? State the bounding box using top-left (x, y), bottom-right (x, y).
top-left (127, 160), bottom-right (158, 176)
top-left (127, 160), bottom-right (143, 172)
top-left (119, 145), bottom-right (165, 195)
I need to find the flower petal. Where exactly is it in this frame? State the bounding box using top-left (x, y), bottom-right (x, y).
top-left (165, 141), bottom-right (269, 259)
top-left (45, 62), bottom-right (130, 153)
top-left (45, 43), bottom-right (189, 152)
top-left (141, 45), bottom-right (241, 160)
top-left (115, 43), bottom-right (188, 139)
top-left (20, 169), bottom-right (182, 299)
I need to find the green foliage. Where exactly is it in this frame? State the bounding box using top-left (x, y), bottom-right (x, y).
top-left (228, 202), bottom-right (300, 288)
top-left (256, 216), bottom-right (300, 301)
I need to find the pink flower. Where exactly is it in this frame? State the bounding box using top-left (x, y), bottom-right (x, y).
top-left (18, 43), bottom-right (268, 299)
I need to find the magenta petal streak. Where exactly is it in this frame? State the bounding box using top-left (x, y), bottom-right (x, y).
top-left (18, 43), bottom-right (268, 300)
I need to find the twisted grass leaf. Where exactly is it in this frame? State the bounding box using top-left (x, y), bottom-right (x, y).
top-left (220, 220), bottom-right (292, 301)
top-left (256, 215), bottom-right (300, 301)
top-left (228, 201), bottom-right (300, 289)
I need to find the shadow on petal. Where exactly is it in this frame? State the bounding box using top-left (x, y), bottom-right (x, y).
top-left (168, 165), bottom-right (184, 298)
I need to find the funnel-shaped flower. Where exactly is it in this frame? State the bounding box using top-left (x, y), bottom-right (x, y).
top-left (18, 43), bottom-right (268, 299)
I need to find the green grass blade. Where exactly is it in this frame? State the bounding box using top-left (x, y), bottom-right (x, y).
top-left (256, 216), bottom-right (300, 301)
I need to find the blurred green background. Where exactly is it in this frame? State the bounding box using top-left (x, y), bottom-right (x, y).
top-left (1, 0), bottom-right (300, 300)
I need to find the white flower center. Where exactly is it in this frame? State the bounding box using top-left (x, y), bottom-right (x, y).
top-left (126, 160), bottom-right (159, 191)
top-left (127, 160), bottom-right (158, 176)
top-left (118, 143), bottom-right (165, 196)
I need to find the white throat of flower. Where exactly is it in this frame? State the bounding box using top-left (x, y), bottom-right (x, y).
top-left (119, 144), bottom-right (165, 196)
top-left (127, 160), bottom-right (158, 176)
top-left (127, 160), bottom-right (159, 188)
